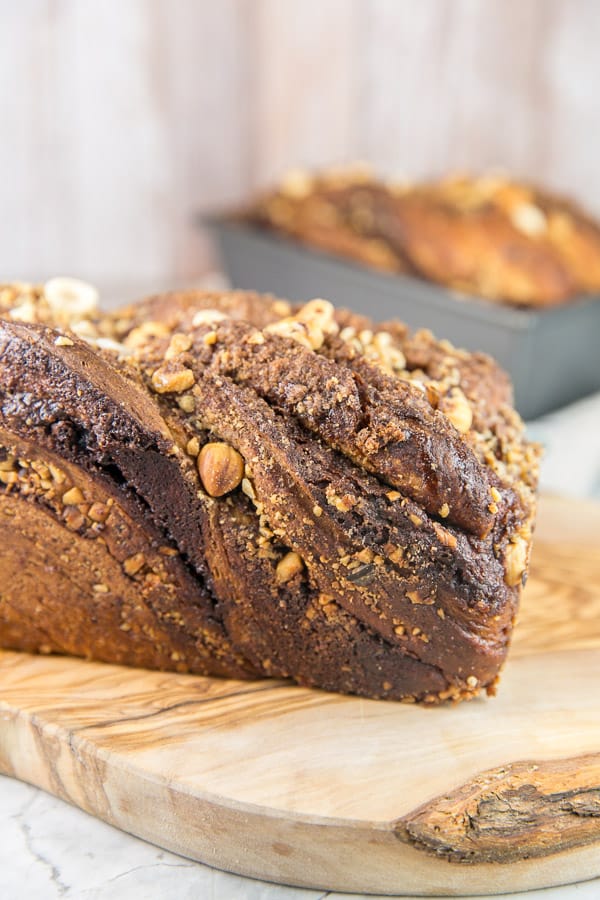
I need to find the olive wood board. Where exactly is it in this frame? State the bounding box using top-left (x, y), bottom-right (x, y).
top-left (0, 494), bottom-right (599, 896)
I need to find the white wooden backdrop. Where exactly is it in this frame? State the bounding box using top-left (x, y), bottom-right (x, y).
top-left (1, 0), bottom-right (599, 284)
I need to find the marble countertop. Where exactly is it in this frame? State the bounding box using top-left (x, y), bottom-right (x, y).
top-left (1, 278), bottom-right (599, 898)
top-left (2, 773), bottom-right (600, 899)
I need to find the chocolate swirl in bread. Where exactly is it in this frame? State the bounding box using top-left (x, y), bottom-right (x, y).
top-left (249, 167), bottom-right (600, 307)
top-left (0, 282), bottom-right (540, 703)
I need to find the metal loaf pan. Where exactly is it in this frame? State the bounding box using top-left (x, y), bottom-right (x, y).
top-left (205, 218), bottom-right (600, 420)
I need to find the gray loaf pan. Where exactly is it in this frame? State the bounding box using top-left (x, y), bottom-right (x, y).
top-left (205, 218), bottom-right (600, 420)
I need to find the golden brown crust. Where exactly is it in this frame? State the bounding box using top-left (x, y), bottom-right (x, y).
top-left (248, 168), bottom-right (410, 273)
top-left (247, 169), bottom-right (600, 307)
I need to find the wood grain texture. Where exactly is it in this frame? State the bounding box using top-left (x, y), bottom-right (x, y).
top-left (0, 494), bottom-right (599, 895)
top-left (2, 0), bottom-right (600, 282)
top-left (0, 0), bottom-right (252, 282)
top-left (512, 494), bottom-right (600, 655)
top-left (252, 0), bottom-right (359, 187)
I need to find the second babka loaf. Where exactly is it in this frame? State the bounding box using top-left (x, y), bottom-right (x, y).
top-left (248, 167), bottom-right (600, 307)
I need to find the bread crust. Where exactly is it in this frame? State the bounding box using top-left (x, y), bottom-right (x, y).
top-left (0, 285), bottom-right (541, 702)
top-left (248, 170), bottom-right (600, 306)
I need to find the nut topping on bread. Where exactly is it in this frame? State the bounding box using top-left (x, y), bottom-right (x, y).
top-left (0, 282), bottom-right (541, 703)
top-left (197, 442), bottom-right (245, 497)
top-left (248, 168), bottom-right (600, 307)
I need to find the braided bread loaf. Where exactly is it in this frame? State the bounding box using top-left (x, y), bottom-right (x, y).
top-left (0, 281), bottom-right (540, 703)
top-left (249, 166), bottom-right (600, 307)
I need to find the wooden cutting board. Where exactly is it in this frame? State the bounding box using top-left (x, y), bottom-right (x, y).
top-left (0, 494), bottom-right (599, 896)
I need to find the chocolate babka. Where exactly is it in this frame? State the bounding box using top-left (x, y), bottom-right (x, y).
top-left (0, 280), bottom-right (540, 703)
top-left (248, 166), bottom-right (600, 307)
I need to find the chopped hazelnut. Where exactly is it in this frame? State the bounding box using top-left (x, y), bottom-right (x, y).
top-left (272, 299), bottom-right (292, 317)
top-left (440, 388), bottom-right (473, 434)
top-left (504, 535), bottom-right (528, 586)
top-left (186, 437), bottom-right (200, 457)
top-left (276, 551), bottom-right (304, 584)
top-left (510, 203), bottom-right (547, 237)
top-left (279, 168), bottom-right (313, 198)
top-left (177, 395), bottom-right (195, 413)
top-left (191, 309), bottom-right (227, 327)
top-left (88, 502), bottom-right (109, 523)
top-left (164, 333), bottom-right (192, 360)
top-left (123, 553), bottom-right (146, 576)
top-left (432, 521), bottom-right (458, 549)
top-left (44, 276), bottom-right (98, 320)
top-left (151, 365), bottom-right (195, 394)
top-left (265, 298), bottom-right (338, 351)
top-left (48, 464), bottom-right (66, 484)
top-left (126, 320), bottom-right (170, 347)
top-left (159, 546), bottom-right (179, 556)
top-left (62, 486), bottom-right (85, 505)
top-left (63, 509), bottom-right (85, 530)
top-left (241, 477), bottom-right (256, 500)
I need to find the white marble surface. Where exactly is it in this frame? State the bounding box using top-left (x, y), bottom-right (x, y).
top-left (1, 369), bottom-right (599, 899)
top-left (1, 771), bottom-right (599, 900)
top-left (1, 773), bottom-right (599, 900)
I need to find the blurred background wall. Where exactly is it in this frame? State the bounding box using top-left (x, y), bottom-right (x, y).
top-left (1, 0), bottom-right (599, 285)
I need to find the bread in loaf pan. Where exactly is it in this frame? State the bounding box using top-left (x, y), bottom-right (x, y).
top-left (247, 166), bottom-right (600, 308)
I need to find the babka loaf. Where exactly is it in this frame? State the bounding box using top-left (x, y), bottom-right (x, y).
top-left (0, 280), bottom-right (541, 703)
top-left (248, 166), bottom-right (600, 307)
